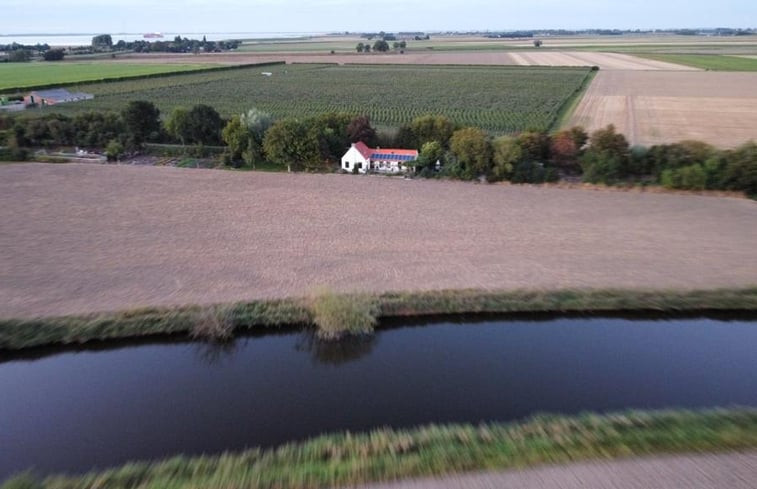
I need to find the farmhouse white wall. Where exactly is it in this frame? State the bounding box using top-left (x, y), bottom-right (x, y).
top-left (341, 146), bottom-right (369, 173)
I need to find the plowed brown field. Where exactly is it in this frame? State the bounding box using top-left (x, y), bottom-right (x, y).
top-left (1, 164), bottom-right (755, 318)
top-left (569, 70), bottom-right (757, 148)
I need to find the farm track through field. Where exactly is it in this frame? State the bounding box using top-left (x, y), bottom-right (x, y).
top-left (110, 51), bottom-right (696, 70)
top-left (1, 164), bottom-right (755, 319)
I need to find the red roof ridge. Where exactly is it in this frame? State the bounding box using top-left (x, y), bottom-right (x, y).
top-left (351, 142), bottom-right (418, 159)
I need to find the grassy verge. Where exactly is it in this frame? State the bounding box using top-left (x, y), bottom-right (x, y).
top-left (2, 286), bottom-right (757, 351)
top-left (633, 53), bottom-right (757, 71)
top-left (5, 408), bottom-right (757, 489)
top-left (552, 67), bottom-right (597, 131)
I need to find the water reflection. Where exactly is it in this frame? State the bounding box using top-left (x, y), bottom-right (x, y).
top-left (193, 339), bottom-right (240, 366)
top-left (295, 333), bottom-right (377, 365)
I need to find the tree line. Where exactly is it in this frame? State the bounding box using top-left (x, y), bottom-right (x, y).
top-left (2, 105), bottom-right (755, 196)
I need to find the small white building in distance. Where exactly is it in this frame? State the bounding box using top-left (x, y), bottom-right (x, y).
top-left (341, 141), bottom-right (418, 174)
top-left (24, 88), bottom-right (94, 106)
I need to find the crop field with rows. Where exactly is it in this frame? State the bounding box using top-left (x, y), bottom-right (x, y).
top-left (37, 63), bottom-right (593, 133)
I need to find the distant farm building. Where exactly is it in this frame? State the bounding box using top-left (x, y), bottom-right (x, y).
top-left (24, 89), bottom-right (94, 106)
top-left (341, 141), bottom-right (418, 174)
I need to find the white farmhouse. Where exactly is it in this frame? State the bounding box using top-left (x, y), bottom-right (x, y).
top-left (341, 141), bottom-right (418, 174)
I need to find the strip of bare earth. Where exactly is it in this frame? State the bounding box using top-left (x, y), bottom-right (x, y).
top-left (2, 286), bottom-right (757, 351)
top-left (5, 408), bottom-right (757, 489)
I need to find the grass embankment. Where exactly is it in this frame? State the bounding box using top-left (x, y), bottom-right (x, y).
top-left (633, 53), bottom-right (757, 71)
top-left (2, 286), bottom-right (757, 350)
top-left (5, 408), bottom-right (757, 489)
top-left (552, 67), bottom-right (597, 131)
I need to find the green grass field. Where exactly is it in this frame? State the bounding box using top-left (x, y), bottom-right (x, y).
top-left (0, 62), bottom-right (219, 91)
top-left (35, 63), bottom-right (593, 133)
top-left (634, 53), bottom-right (757, 70)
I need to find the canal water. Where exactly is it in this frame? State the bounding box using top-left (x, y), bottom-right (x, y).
top-left (2, 316), bottom-right (757, 478)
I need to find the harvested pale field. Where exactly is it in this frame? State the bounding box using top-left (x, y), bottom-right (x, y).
top-left (568, 70), bottom-right (757, 148)
top-left (1, 164), bottom-right (756, 319)
top-left (111, 51), bottom-right (692, 70)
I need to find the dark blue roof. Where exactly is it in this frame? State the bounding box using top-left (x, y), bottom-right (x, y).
top-left (370, 153), bottom-right (417, 161)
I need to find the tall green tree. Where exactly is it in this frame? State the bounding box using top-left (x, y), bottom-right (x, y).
top-left (165, 107), bottom-right (191, 146)
top-left (42, 49), bottom-right (65, 61)
top-left (221, 116), bottom-right (250, 167)
top-left (579, 124), bottom-right (632, 184)
top-left (449, 127), bottom-right (492, 178)
top-left (263, 119), bottom-right (321, 172)
top-left (346, 115), bottom-right (377, 146)
top-left (240, 108), bottom-right (273, 140)
top-left (397, 114), bottom-right (455, 149)
top-left (491, 135), bottom-right (523, 181)
top-left (310, 113), bottom-right (352, 165)
top-left (414, 140), bottom-right (444, 171)
top-left (91, 34), bottom-right (113, 50)
top-left (185, 104), bottom-right (223, 145)
top-left (121, 100), bottom-right (160, 146)
top-left (373, 40), bottom-right (390, 52)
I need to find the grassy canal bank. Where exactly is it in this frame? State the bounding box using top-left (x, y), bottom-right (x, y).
top-left (2, 286), bottom-right (757, 350)
top-left (4, 408), bottom-right (757, 489)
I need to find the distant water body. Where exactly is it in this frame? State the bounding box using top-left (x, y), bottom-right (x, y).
top-left (0, 32), bottom-right (321, 46)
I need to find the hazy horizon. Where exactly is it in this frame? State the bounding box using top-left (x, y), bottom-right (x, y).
top-left (3, 0), bottom-right (756, 35)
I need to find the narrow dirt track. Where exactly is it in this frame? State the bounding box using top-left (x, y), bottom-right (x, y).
top-left (1, 164), bottom-right (756, 318)
top-left (111, 51), bottom-right (694, 70)
top-left (352, 451), bottom-right (757, 489)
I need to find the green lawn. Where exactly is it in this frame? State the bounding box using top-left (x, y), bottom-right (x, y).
top-left (0, 62), bottom-right (220, 91)
top-left (634, 53), bottom-right (757, 71)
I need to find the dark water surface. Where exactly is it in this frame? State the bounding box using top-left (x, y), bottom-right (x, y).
top-left (2, 316), bottom-right (757, 478)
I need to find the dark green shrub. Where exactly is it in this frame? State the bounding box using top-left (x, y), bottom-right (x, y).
top-left (105, 140), bottom-right (124, 161)
top-left (661, 164), bottom-right (707, 190)
top-left (580, 152), bottom-right (626, 184)
top-left (511, 160), bottom-right (549, 183)
top-left (723, 142), bottom-right (757, 196)
top-left (579, 125), bottom-right (632, 184)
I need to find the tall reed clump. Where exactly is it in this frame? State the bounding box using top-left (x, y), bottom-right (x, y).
top-left (189, 304), bottom-right (235, 342)
top-left (310, 288), bottom-right (377, 340)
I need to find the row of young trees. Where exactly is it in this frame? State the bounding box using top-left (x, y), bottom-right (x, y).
top-left (3, 105), bottom-right (755, 196)
top-left (4, 101), bottom-right (226, 160)
top-left (356, 41), bottom-right (406, 53)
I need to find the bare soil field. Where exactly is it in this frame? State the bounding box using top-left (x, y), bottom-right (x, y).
top-left (1, 164), bottom-right (756, 319)
top-left (111, 51), bottom-right (692, 70)
top-left (568, 71), bottom-right (757, 147)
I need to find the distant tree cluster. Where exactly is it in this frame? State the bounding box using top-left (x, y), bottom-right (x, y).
top-left (110, 36), bottom-right (241, 54)
top-left (484, 31), bottom-right (534, 39)
top-left (356, 40), bottom-right (406, 53)
top-left (42, 49), bottom-right (65, 61)
top-left (0, 42), bottom-right (50, 62)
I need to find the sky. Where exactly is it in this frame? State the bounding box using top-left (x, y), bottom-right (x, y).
top-left (3, 0), bottom-right (756, 34)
